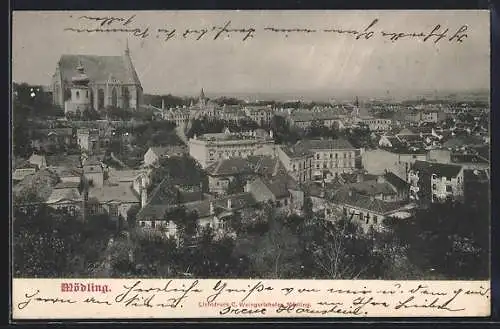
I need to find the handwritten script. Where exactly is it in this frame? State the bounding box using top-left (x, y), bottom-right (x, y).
top-left (13, 279), bottom-right (490, 319)
top-left (63, 14), bottom-right (470, 44)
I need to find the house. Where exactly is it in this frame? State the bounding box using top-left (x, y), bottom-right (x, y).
top-left (28, 153), bottom-right (47, 169)
top-left (205, 155), bottom-right (283, 196)
top-left (328, 189), bottom-right (414, 233)
top-left (13, 161), bottom-right (38, 182)
top-left (137, 192), bottom-right (258, 240)
top-left (143, 145), bottom-right (188, 167)
top-left (86, 182), bottom-right (141, 221)
top-left (277, 144), bottom-right (313, 184)
top-left (410, 160), bottom-right (464, 204)
top-left (107, 168), bottom-right (151, 195)
top-left (244, 174), bottom-right (303, 214)
top-left (45, 181), bottom-right (83, 216)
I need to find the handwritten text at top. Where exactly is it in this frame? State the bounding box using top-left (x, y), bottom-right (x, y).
top-left (64, 14), bottom-right (469, 44)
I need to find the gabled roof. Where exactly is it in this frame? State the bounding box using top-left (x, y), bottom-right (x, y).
top-left (383, 171), bottom-right (409, 191)
top-left (57, 54), bottom-right (141, 86)
top-left (87, 183), bottom-right (140, 204)
top-left (338, 180), bottom-right (397, 196)
top-left (46, 187), bottom-right (82, 204)
top-left (412, 160), bottom-right (463, 178)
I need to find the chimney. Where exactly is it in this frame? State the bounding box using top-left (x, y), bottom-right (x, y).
top-left (140, 176), bottom-right (148, 208)
top-left (161, 98), bottom-right (165, 110)
top-left (227, 198), bottom-right (232, 209)
top-left (209, 201), bottom-right (214, 215)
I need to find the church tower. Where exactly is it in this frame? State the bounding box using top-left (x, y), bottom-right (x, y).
top-left (198, 88), bottom-right (207, 107)
top-left (66, 60), bottom-right (91, 114)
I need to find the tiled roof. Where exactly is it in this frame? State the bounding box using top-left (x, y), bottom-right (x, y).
top-left (107, 169), bottom-right (147, 182)
top-left (295, 138), bottom-right (354, 151)
top-left (333, 190), bottom-right (408, 215)
top-left (279, 144), bottom-right (311, 158)
top-left (58, 54), bottom-right (141, 86)
top-left (383, 171), bottom-right (409, 190)
top-left (412, 160), bottom-right (463, 178)
top-left (87, 183), bottom-right (140, 204)
top-left (46, 187), bottom-right (82, 204)
top-left (339, 181), bottom-right (397, 196)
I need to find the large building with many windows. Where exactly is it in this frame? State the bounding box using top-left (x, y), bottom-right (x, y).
top-left (188, 128), bottom-right (275, 169)
top-left (292, 138), bottom-right (359, 180)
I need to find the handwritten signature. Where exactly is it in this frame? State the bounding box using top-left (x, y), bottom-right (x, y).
top-left (15, 280), bottom-right (490, 317)
top-left (63, 14), bottom-right (469, 44)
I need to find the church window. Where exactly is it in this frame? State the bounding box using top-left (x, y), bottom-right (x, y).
top-left (111, 88), bottom-right (118, 108)
top-left (98, 89), bottom-right (105, 110)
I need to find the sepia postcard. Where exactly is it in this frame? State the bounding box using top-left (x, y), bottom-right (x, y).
top-left (11, 10), bottom-right (491, 320)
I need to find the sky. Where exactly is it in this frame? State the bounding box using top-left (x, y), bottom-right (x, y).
top-left (12, 10), bottom-right (490, 99)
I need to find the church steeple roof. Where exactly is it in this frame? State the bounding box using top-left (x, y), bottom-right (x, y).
top-left (200, 88), bottom-right (205, 100)
top-left (71, 59), bottom-right (90, 86)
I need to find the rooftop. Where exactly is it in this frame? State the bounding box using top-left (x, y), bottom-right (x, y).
top-left (46, 187), bottom-right (82, 204)
top-left (295, 138), bottom-right (355, 151)
top-left (87, 182), bottom-right (140, 204)
top-left (412, 160), bottom-right (463, 178)
top-left (333, 190), bottom-right (409, 215)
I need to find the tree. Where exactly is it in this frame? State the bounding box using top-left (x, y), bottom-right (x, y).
top-left (126, 205), bottom-right (141, 229)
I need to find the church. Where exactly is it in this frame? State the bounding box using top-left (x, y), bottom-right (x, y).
top-left (51, 43), bottom-right (143, 112)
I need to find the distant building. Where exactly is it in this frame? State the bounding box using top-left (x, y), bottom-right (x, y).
top-left (244, 106), bottom-right (275, 126)
top-left (51, 43), bottom-right (143, 111)
top-left (188, 128), bottom-right (274, 169)
top-left (359, 117), bottom-right (392, 131)
top-left (83, 158), bottom-right (104, 188)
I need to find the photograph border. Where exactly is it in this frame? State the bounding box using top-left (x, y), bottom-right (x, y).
top-left (7, 0), bottom-right (499, 325)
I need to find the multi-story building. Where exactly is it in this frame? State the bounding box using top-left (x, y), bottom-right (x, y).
top-left (277, 144), bottom-right (313, 184)
top-left (244, 106), bottom-right (275, 126)
top-left (292, 138), bottom-right (358, 180)
top-left (188, 128), bottom-right (274, 169)
top-left (359, 117), bottom-right (392, 131)
top-left (410, 160), bottom-right (465, 203)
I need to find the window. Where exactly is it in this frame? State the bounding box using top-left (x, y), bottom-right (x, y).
top-left (344, 153), bottom-right (347, 158)
top-left (276, 201), bottom-right (281, 207)
top-left (109, 204), bottom-right (119, 217)
top-left (316, 154), bottom-right (320, 160)
top-left (373, 216), bottom-right (378, 224)
top-left (151, 221), bottom-right (156, 228)
top-left (330, 154), bottom-right (333, 159)
top-left (316, 164), bottom-right (320, 169)
top-left (335, 153), bottom-right (338, 158)
top-left (76, 91), bottom-right (80, 99)
top-left (446, 185), bottom-right (453, 192)
top-left (323, 163), bottom-right (327, 169)
top-left (432, 184), bottom-right (437, 190)
top-left (140, 221), bottom-right (145, 227)
top-left (284, 199), bottom-right (288, 206)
